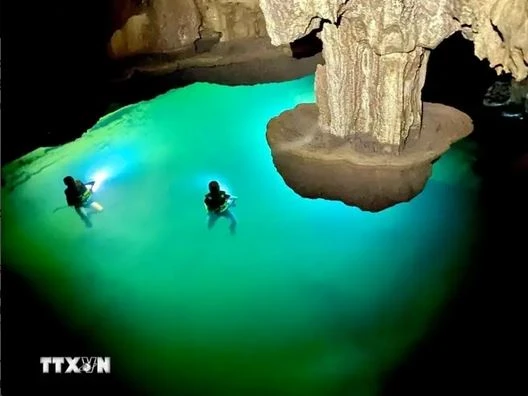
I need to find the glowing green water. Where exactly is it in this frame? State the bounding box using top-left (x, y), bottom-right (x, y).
top-left (2, 75), bottom-right (479, 395)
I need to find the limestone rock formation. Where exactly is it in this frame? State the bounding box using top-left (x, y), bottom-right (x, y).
top-left (259, 0), bottom-right (528, 211)
top-left (109, 0), bottom-right (202, 59)
top-left (109, 0), bottom-right (268, 59)
top-left (195, 0), bottom-right (268, 42)
top-left (267, 103), bottom-right (473, 211)
top-left (455, 0), bottom-right (528, 82)
top-left (107, 0), bottom-right (322, 85)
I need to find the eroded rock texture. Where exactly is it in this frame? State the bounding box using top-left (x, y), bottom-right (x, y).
top-left (110, 0), bottom-right (201, 59)
top-left (261, 0), bottom-right (462, 153)
top-left (260, 0), bottom-right (528, 151)
top-left (196, 0), bottom-right (267, 42)
top-left (109, 0), bottom-right (268, 59)
top-left (260, 0), bottom-right (528, 210)
top-left (266, 103), bottom-right (473, 211)
top-left (455, 0), bottom-right (528, 81)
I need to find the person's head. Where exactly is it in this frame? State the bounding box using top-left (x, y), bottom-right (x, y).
top-left (208, 180), bottom-right (220, 194)
top-left (63, 176), bottom-right (75, 187)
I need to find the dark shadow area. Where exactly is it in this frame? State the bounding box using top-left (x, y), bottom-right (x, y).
top-left (290, 29), bottom-right (323, 59)
top-left (1, 266), bottom-right (141, 396)
top-left (382, 32), bottom-right (528, 396)
top-left (1, 0), bottom-right (115, 165)
top-left (382, 117), bottom-right (528, 396)
top-left (421, 32), bottom-right (497, 117)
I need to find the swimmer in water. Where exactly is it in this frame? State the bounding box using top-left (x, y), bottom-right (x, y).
top-left (63, 176), bottom-right (103, 228)
top-left (204, 180), bottom-right (237, 235)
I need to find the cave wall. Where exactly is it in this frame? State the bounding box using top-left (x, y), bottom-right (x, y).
top-left (196, 0), bottom-right (268, 42)
top-left (109, 0), bottom-right (268, 59)
top-left (455, 0), bottom-right (528, 82)
top-left (109, 0), bottom-right (201, 59)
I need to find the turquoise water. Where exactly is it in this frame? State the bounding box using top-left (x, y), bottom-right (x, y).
top-left (2, 75), bottom-right (480, 395)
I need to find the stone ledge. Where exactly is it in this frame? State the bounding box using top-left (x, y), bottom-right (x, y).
top-left (266, 102), bottom-right (473, 211)
top-left (113, 38), bottom-right (323, 83)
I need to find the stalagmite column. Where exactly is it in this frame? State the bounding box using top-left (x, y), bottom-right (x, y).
top-left (315, 24), bottom-right (429, 153)
top-left (259, 0), bottom-right (528, 211)
top-left (260, 0), bottom-right (460, 152)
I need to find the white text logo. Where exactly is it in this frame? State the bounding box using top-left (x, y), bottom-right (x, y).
top-left (40, 357), bottom-right (111, 374)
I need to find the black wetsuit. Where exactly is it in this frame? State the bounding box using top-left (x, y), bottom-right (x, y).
top-left (204, 191), bottom-right (230, 213)
top-left (65, 180), bottom-right (92, 208)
